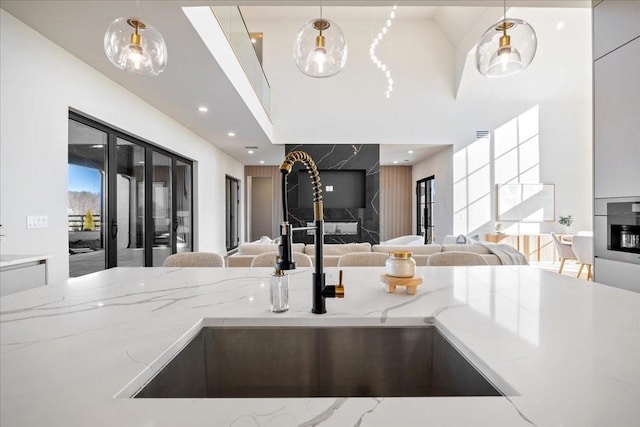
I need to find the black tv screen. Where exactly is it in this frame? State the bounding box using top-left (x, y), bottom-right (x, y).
top-left (298, 169), bottom-right (366, 209)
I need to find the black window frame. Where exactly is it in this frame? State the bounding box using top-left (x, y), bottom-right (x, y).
top-left (225, 175), bottom-right (241, 252)
top-left (68, 110), bottom-right (194, 269)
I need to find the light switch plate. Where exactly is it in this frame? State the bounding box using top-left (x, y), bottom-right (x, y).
top-left (26, 215), bottom-right (48, 229)
top-left (326, 186), bottom-right (334, 192)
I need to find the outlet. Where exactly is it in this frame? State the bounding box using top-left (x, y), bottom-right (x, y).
top-left (26, 215), bottom-right (48, 229)
top-left (326, 185), bottom-right (334, 192)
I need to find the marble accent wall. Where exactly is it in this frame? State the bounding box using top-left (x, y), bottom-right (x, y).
top-left (285, 144), bottom-right (380, 244)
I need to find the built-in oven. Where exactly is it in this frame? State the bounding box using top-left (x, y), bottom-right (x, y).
top-left (594, 197), bottom-right (640, 265)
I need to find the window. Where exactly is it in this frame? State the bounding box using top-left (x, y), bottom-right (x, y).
top-left (416, 176), bottom-right (435, 244)
top-left (226, 175), bottom-right (240, 251)
top-left (68, 112), bottom-right (193, 276)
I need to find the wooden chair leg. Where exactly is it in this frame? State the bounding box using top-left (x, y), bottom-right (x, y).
top-left (558, 258), bottom-right (566, 274)
top-left (587, 265), bottom-right (592, 281)
top-left (577, 264), bottom-right (585, 279)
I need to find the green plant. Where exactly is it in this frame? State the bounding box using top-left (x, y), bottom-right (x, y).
top-left (558, 214), bottom-right (574, 227)
top-left (83, 210), bottom-right (95, 231)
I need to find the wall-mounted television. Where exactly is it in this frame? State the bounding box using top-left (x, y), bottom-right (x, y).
top-left (298, 169), bottom-right (366, 209)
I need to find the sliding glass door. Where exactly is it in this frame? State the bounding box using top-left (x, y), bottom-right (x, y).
top-left (175, 160), bottom-right (192, 253)
top-left (151, 151), bottom-right (172, 266)
top-left (68, 112), bottom-right (193, 276)
top-left (114, 138), bottom-right (146, 267)
top-left (68, 120), bottom-right (107, 277)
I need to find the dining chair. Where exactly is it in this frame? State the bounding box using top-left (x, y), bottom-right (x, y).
top-left (571, 235), bottom-right (594, 281)
top-left (337, 252), bottom-right (389, 267)
top-left (162, 252), bottom-right (225, 267)
top-left (550, 232), bottom-right (577, 274)
top-left (250, 252), bottom-right (313, 267)
top-left (426, 252), bottom-right (488, 266)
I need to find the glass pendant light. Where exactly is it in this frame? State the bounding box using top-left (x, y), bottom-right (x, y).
top-left (293, 4), bottom-right (347, 78)
top-left (104, 17), bottom-right (167, 76)
top-left (476, 0), bottom-right (536, 78)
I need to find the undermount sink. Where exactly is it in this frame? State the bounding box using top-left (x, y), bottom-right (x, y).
top-left (130, 325), bottom-right (509, 399)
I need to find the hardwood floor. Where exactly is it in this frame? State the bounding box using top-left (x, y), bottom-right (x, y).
top-left (530, 260), bottom-right (593, 281)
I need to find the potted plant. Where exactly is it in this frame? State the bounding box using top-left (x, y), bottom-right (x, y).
top-left (558, 214), bottom-right (574, 233)
top-left (83, 210), bottom-right (95, 231)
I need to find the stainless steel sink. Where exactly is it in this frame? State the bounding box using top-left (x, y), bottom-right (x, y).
top-left (132, 326), bottom-right (506, 398)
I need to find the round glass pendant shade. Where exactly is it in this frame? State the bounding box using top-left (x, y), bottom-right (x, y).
top-left (293, 18), bottom-right (347, 78)
top-left (476, 18), bottom-right (537, 78)
top-left (104, 17), bottom-right (167, 76)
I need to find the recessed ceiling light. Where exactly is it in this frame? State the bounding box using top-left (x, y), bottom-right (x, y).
top-left (248, 150), bottom-right (254, 154)
top-left (227, 131), bottom-right (236, 137)
top-left (259, 160), bottom-right (265, 164)
top-left (198, 106), bottom-right (208, 112)
top-left (408, 150), bottom-right (414, 154)
top-left (556, 21), bottom-right (565, 30)
top-left (393, 160), bottom-right (399, 164)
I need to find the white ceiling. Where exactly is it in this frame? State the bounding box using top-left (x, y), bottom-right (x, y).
top-left (0, 0), bottom-right (591, 166)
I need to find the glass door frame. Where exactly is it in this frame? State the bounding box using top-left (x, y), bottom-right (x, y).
top-left (69, 111), bottom-right (193, 269)
top-left (416, 175), bottom-right (435, 244)
top-left (226, 175), bottom-right (240, 251)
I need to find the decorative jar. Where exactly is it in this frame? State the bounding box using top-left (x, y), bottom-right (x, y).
top-left (385, 251), bottom-right (416, 278)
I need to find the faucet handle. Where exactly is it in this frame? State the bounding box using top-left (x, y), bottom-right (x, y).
top-left (335, 269), bottom-right (345, 298)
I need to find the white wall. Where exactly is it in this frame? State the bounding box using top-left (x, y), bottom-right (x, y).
top-left (412, 147), bottom-right (453, 244)
top-left (416, 101), bottom-right (592, 242)
top-left (0, 10), bottom-right (244, 284)
top-left (244, 9), bottom-right (458, 145)
top-left (539, 103), bottom-right (593, 232)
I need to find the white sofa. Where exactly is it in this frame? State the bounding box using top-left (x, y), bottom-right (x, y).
top-left (303, 242), bottom-right (372, 267)
top-left (226, 243), bottom-right (305, 267)
top-left (379, 235), bottom-right (424, 245)
top-left (372, 244), bottom-right (503, 266)
top-left (227, 241), bottom-right (510, 267)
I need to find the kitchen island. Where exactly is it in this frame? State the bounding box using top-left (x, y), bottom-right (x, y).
top-left (1, 266), bottom-right (639, 426)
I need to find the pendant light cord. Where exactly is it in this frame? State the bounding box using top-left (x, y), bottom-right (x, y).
top-left (320, 1), bottom-right (323, 36)
top-left (503, 0), bottom-right (507, 37)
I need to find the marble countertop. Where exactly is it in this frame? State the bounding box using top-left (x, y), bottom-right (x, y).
top-left (1, 266), bottom-right (639, 426)
top-left (0, 254), bottom-right (50, 268)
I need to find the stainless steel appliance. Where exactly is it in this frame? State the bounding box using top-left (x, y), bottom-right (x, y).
top-left (595, 197), bottom-right (640, 265)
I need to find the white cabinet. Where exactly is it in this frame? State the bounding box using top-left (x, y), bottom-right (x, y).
top-left (594, 37), bottom-right (640, 199)
top-left (593, 0), bottom-right (640, 59)
top-left (0, 255), bottom-right (49, 296)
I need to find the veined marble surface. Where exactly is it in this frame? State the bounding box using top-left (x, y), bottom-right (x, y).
top-left (1, 266), bottom-right (639, 426)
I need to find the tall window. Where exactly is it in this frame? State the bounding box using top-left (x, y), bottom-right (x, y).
top-left (68, 112), bottom-right (193, 276)
top-left (416, 176), bottom-right (435, 244)
top-left (226, 175), bottom-right (240, 251)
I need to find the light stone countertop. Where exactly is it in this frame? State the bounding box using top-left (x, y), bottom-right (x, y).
top-left (1, 266), bottom-right (639, 426)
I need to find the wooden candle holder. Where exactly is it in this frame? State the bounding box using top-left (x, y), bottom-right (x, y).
top-left (380, 273), bottom-right (423, 295)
